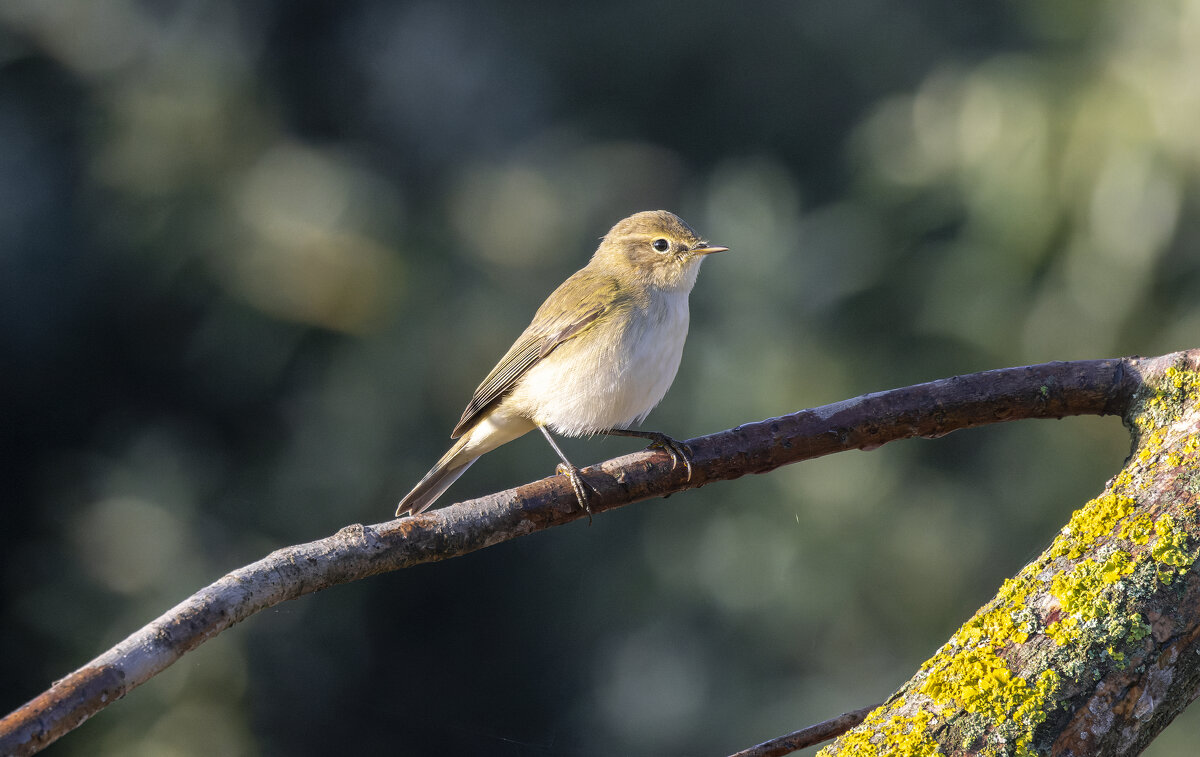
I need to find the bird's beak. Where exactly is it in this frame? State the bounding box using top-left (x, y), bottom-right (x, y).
top-left (690, 244), bottom-right (729, 257)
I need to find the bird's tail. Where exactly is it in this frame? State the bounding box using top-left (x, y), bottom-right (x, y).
top-left (395, 435), bottom-right (478, 516)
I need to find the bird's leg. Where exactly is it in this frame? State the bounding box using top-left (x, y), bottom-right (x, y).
top-left (603, 428), bottom-right (693, 482)
top-left (538, 425), bottom-right (593, 520)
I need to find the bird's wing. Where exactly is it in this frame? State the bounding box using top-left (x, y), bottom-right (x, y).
top-left (450, 271), bottom-right (622, 438)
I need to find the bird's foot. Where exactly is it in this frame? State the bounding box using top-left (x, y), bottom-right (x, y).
top-left (642, 432), bottom-right (694, 482)
top-left (604, 428), bottom-right (695, 482)
top-left (556, 462), bottom-right (594, 524)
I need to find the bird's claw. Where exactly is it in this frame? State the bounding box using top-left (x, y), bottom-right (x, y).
top-left (556, 462), bottom-right (594, 524)
top-left (644, 432), bottom-right (694, 482)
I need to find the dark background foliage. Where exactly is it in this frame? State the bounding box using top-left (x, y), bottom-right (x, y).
top-left (2, 1), bottom-right (1198, 754)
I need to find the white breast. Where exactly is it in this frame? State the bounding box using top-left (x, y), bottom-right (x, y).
top-left (511, 289), bottom-right (691, 437)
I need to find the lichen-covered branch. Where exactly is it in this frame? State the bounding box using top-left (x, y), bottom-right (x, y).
top-left (821, 350), bottom-right (1200, 756)
top-left (0, 353), bottom-right (1185, 757)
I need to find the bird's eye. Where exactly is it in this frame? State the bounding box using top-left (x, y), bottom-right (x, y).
top-left (652, 238), bottom-right (671, 253)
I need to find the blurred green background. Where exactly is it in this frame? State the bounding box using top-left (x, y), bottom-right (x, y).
top-left (2, 0), bottom-right (1199, 755)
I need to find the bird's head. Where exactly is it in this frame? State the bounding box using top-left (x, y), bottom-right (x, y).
top-left (592, 210), bottom-right (728, 292)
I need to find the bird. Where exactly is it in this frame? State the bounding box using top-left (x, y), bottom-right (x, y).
top-left (396, 210), bottom-right (728, 516)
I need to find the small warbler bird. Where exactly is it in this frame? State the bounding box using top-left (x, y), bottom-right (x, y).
top-left (396, 210), bottom-right (728, 516)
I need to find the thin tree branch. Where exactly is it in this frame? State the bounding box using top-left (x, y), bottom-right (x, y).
top-left (727, 704), bottom-right (880, 757)
top-left (0, 354), bottom-right (1162, 755)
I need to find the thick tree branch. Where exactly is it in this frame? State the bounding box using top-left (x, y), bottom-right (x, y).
top-left (821, 349), bottom-right (1200, 756)
top-left (0, 353), bottom-right (1179, 756)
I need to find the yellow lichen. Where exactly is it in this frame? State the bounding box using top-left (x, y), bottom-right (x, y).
top-left (1111, 469), bottom-right (1135, 491)
top-left (1140, 365), bottom-right (1200, 428)
top-left (953, 577), bottom-right (1032, 648)
top-left (1118, 514), bottom-right (1154, 545)
top-left (1149, 366), bottom-right (1196, 401)
top-left (1045, 552), bottom-right (1136, 646)
top-left (912, 645), bottom-right (1059, 757)
top-left (817, 708), bottom-right (941, 756)
top-left (1166, 434), bottom-right (1200, 469)
top-left (904, 568), bottom-right (1061, 754)
top-left (1151, 513), bottom-right (1195, 583)
top-left (1048, 494), bottom-right (1138, 560)
top-left (1135, 428), bottom-right (1167, 465)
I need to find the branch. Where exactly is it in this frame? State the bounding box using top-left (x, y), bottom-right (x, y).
top-left (727, 704), bottom-right (879, 756)
top-left (821, 349), bottom-right (1200, 756)
top-left (0, 354), bottom-right (1161, 755)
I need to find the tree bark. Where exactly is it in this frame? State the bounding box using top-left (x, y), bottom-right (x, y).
top-left (1, 351), bottom-right (1196, 756)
